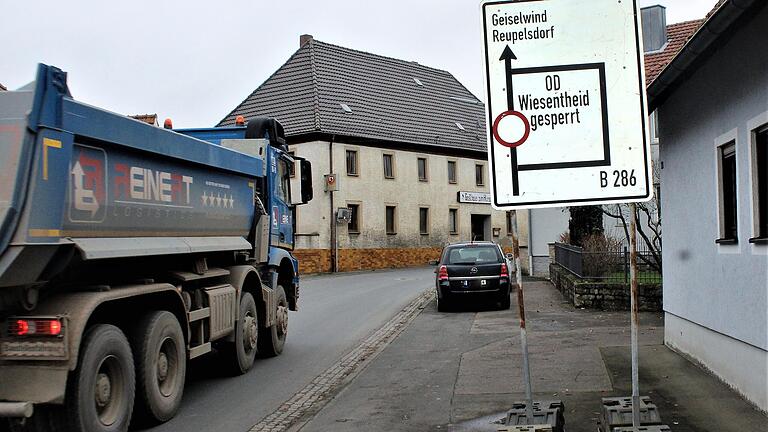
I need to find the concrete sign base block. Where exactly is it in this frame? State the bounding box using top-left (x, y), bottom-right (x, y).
top-left (614, 426), bottom-right (672, 432)
top-left (598, 396), bottom-right (663, 432)
top-left (504, 400), bottom-right (564, 432)
top-left (498, 426), bottom-right (554, 432)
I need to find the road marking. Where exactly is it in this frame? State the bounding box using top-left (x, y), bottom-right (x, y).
top-left (249, 288), bottom-right (434, 432)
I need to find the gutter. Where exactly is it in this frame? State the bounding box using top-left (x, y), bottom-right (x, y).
top-left (647, 0), bottom-right (760, 111)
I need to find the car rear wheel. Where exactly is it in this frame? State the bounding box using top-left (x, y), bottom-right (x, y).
top-left (436, 292), bottom-right (452, 312)
top-left (498, 291), bottom-right (511, 310)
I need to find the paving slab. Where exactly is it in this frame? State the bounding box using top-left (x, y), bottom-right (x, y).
top-left (299, 279), bottom-right (767, 432)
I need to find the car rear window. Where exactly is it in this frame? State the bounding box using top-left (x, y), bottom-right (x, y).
top-left (444, 245), bottom-right (500, 265)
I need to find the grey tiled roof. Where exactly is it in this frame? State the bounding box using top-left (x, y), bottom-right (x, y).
top-left (219, 39), bottom-right (487, 153)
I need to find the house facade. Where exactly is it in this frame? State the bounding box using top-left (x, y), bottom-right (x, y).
top-left (648, 0), bottom-right (767, 411)
top-left (220, 36), bottom-right (529, 273)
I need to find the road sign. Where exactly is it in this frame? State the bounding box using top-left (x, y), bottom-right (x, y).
top-left (481, 0), bottom-right (653, 209)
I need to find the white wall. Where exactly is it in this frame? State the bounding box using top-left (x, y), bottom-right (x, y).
top-left (658, 5), bottom-right (768, 410)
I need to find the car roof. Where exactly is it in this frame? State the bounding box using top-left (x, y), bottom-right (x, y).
top-left (444, 242), bottom-right (499, 248)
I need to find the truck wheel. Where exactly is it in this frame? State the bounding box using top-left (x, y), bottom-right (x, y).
top-left (131, 311), bottom-right (186, 425)
top-left (67, 324), bottom-right (135, 432)
top-left (222, 292), bottom-right (258, 375)
top-left (257, 285), bottom-right (287, 357)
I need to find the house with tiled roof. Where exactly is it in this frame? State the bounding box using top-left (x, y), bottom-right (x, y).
top-left (647, 0), bottom-right (768, 411)
top-left (129, 113), bottom-right (158, 126)
top-left (223, 35), bottom-right (529, 274)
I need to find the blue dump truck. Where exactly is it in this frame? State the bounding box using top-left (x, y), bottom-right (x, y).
top-left (0, 65), bottom-right (313, 431)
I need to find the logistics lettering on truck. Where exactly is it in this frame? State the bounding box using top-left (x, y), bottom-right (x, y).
top-left (0, 64), bottom-right (314, 432)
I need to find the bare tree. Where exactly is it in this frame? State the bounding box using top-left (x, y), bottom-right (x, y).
top-left (601, 167), bottom-right (662, 273)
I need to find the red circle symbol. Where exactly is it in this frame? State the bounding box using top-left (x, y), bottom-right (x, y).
top-left (492, 110), bottom-right (530, 148)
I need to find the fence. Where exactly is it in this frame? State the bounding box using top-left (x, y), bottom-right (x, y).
top-left (553, 242), bottom-right (662, 284)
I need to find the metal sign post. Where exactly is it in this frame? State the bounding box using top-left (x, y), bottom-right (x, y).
top-left (510, 210), bottom-right (535, 422)
top-left (629, 203), bottom-right (641, 427)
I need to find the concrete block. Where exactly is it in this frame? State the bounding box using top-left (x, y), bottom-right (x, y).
top-left (505, 400), bottom-right (564, 432)
top-left (599, 396), bottom-right (662, 432)
top-left (614, 426), bottom-right (671, 432)
top-left (498, 426), bottom-right (554, 432)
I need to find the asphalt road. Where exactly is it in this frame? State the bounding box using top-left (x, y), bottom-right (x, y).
top-left (144, 267), bottom-right (432, 432)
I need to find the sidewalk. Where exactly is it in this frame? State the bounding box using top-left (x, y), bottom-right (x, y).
top-left (298, 279), bottom-right (767, 431)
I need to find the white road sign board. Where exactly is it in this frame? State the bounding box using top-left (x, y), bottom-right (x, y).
top-left (481, 0), bottom-right (654, 209)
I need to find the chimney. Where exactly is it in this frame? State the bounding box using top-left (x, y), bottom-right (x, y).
top-left (300, 34), bottom-right (314, 47)
top-left (641, 5), bottom-right (667, 53)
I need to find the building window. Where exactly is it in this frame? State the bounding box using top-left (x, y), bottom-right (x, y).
top-left (447, 160), bottom-right (457, 184)
top-left (288, 151), bottom-right (296, 177)
top-left (649, 110), bottom-right (659, 144)
top-left (419, 207), bottom-right (429, 235)
top-left (386, 205), bottom-right (397, 234)
top-left (449, 208), bottom-right (458, 235)
top-left (346, 150), bottom-right (358, 176)
top-left (348, 203), bottom-right (360, 234)
top-left (753, 126), bottom-right (768, 240)
top-left (418, 157), bottom-right (428, 182)
top-left (717, 142), bottom-right (737, 242)
top-left (475, 164), bottom-right (485, 186)
top-left (506, 211), bottom-right (514, 236)
top-left (383, 153), bottom-right (394, 179)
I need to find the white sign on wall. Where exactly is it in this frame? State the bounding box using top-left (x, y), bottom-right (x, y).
top-left (457, 191), bottom-right (492, 204)
top-left (481, 0), bottom-right (654, 209)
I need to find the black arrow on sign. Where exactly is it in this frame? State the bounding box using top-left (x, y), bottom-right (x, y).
top-left (499, 45), bottom-right (520, 196)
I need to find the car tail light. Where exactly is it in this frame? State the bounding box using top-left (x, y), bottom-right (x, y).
top-left (500, 263), bottom-right (509, 278)
top-left (8, 318), bottom-right (63, 336)
top-left (438, 265), bottom-right (449, 281)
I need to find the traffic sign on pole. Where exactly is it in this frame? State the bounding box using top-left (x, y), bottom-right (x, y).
top-left (481, 0), bottom-right (653, 209)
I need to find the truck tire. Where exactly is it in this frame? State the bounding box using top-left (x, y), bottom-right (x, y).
top-left (257, 285), bottom-right (287, 357)
top-left (221, 292), bottom-right (258, 375)
top-left (131, 311), bottom-right (186, 425)
top-left (68, 324), bottom-right (135, 432)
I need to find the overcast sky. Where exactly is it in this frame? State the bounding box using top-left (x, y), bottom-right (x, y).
top-left (1, 0), bottom-right (715, 128)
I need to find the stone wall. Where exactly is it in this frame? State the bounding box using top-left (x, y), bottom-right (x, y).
top-left (296, 245), bottom-right (529, 275)
top-left (294, 247), bottom-right (442, 274)
top-left (549, 263), bottom-right (662, 311)
top-left (292, 249), bottom-right (332, 274)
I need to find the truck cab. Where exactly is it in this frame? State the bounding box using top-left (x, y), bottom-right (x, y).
top-left (176, 117), bottom-right (313, 263)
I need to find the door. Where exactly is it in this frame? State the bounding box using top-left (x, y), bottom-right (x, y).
top-left (471, 214), bottom-right (490, 241)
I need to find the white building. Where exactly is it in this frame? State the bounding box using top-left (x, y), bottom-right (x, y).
top-left (219, 36), bottom-right (529, 273)
top-left (648, 0), bottom-right (767, 411)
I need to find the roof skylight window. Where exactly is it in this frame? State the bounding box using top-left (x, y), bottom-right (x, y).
top-left (340, 103), bottom-right (352, 113)
top-left (456, 122), bottom-right (465, 131)
top-left (413, 78), bottom-right (423, 86)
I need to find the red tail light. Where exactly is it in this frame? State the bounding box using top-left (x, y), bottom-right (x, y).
top-left (438, 265), bottom-right (449, 281)
top-left (500, 263), bottom-right (509, 278)
top-left (15, 319), bottom-right (29, 336)
top-left (10, 318), bottom-right (62, 336)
